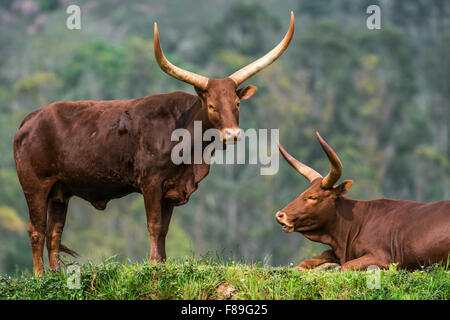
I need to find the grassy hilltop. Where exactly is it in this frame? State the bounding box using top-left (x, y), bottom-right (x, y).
top-left (0, 256), bottom-right (448, 300)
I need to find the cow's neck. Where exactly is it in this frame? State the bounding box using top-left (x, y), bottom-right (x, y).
top-left (301, 197), bottom-right (368, 263)
top-left (191, 103), bottom-right (213, 180)
top-left (184, 99), bottom-right (213, 142)
top-left (163, 97), bottom-right (213, 204)
top-left (173, 96), bottom-right (214, 153)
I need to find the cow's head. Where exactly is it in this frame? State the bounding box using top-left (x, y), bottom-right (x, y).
top-left (154, 12), bottom-right (294, 144)
top-left (275, 132), bottom-right (353, 233)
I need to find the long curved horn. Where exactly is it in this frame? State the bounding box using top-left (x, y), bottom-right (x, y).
top-left (229, 11), bottom-right (295, 86)
top-left (278, 143), bottom-right (322, 183)
top-left (154, 23), bottom-right (209, 90)
top-left (316, 132), bottom-right (343, 189)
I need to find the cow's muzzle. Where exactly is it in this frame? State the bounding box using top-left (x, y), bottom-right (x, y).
top-left (221, 128), bottom-right (242, 144)
top-left (275, 211), bottom-right (294, 233)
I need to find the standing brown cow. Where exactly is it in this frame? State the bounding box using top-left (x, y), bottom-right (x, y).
top-left (276, 132), bottom-right (450, 270)
top-left (14, 13), bottom-right (294, 275)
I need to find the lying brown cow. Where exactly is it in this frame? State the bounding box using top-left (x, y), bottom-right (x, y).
top-left (276, 132), bottom-right (450, 271)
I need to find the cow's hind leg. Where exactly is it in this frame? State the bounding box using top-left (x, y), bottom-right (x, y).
top-left (340, 255), bottom-right (390, 271)
top-left (297, 249), bottom-right (340, 270)
top-left (46, 199), bottom-right (69, 271)
top-left (26, 193), bottom-right (49, 276)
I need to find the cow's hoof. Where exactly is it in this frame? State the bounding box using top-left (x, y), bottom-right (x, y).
top-left (296, 266), bottom-right (308, 271)
top-left (313, 263), bottom-right (341, 271)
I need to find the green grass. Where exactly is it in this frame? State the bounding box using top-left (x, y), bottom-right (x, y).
top-left (0, 255), bottom-right (448, 300)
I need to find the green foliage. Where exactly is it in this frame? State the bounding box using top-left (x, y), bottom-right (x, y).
top-left (38, 0), bottom-right (60, 12)
top-left (58, 41), bottom-right (126, 100)
top-left (0, 206), bottom-right (25, 233)
top-left (205, 1), bottom-right (281, 57)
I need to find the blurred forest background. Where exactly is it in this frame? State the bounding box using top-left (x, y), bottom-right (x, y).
top-left (0, 0), bottom-right (449, 274)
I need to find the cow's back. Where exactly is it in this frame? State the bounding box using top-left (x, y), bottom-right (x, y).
top-left (14, 92), bottom-right (200, 203)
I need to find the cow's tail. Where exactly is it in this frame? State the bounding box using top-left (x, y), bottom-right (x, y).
top-left (59, 244), bottom-right (80, 258)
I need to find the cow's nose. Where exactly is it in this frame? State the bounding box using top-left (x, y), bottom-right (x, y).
top-left (276, 211), bottom-right (285, 220)
top-left (222, 128), bottom-right (242, 143)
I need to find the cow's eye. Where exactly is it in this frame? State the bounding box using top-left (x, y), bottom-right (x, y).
top-left (208, 104), bottom-right (216, 112)
top-left (236, 102), bottom-right (240, 108)
top-left (307, 196), bottom-right (319, 201)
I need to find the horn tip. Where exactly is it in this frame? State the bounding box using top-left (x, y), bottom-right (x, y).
top-left (154, 23), bottom-right (160, 45)
top-left (315, 131), bottom-right (323, 141)
top-left (289, 11), bottom-right (295, 32)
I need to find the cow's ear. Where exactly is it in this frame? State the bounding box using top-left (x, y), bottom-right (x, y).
top-left (334, 180), bottom-right (353, 196)
top-left (237, 85), bottom-right (258, 100)
top-left (194, 86), bottom-right (207, 98)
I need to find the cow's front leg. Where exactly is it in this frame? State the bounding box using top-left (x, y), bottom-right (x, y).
top-left (143, 188), bottom-right (174, 263)
top-left (297, 249), bottom-right (340, 270)
top-left (340, 255), bottom-right (389, 271)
